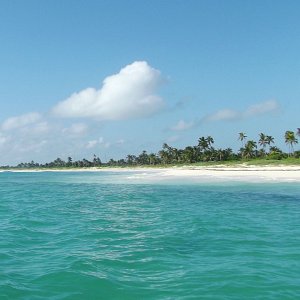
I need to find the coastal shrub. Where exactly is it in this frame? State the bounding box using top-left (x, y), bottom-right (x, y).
top-left (294, 151), bottom-right (300, 158)
top-left (266, 153), bottom-right (285, 160)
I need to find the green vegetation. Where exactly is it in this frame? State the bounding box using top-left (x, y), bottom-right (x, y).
top-left (1, 130), bottom-right (299, 169)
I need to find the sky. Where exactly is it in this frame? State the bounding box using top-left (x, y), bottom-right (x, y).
top-left (0, 0), bottom-right (299, 165)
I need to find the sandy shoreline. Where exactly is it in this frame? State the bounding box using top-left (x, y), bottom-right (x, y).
top-left (160, 165), bottom-right (300, 182)
top-left (1, 165), bottom-right (300, 182)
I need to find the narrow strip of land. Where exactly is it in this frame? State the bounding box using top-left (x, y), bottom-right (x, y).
top-left (2, 165), bottom-right (300, 182)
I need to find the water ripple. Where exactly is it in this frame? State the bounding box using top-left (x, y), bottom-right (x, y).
top-left (0, 172), bottom-right (300, 299)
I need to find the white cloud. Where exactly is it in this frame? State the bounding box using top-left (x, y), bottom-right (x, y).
top-left (98, 137), bottom-right (111, 148)
top-left (52, 61), bottom-right (165, 120)
top-left (1, 112), bottom-right (42, 131)
top-left (30, 122), bottom-right (49, 134)
top-left (204, 100), bottom-right (280, 122)
top-left (14, 140), bottom-right (48, 154)
top-left (86, 140), bottom-right (98, 149)
top-left (86, 137), bottom-right (111, 149)
top-left (171, 120), bottom-right (194, 131)
top-left (62, 123), bottom-right (88, 136)
top-left (0, 133), bottom-right (8, 146)
top-left (245, 100), bottom-right (279, 116)
top-left (204, 109), bottom-right (240, 122)
top-left (169, 100), bottom-right (281, 134)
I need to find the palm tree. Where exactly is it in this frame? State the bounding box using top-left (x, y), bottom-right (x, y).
top-left (258, 133), bottom-right (268, 150)
top-left (266, 135), bottom-right (274, 146)
top-left (67, 156), bottom-right (73, 167)
top-left (238, 132), bottom-right (247, 147)
top-left (257, 148), bottom-right (266, 158)
top-left (206, 136), bottom-right (214, 148)
top-left (285, 131), bottom-right (298, 156)
top-left (93, 154), bottom-right (101, 167)
top-left (117, 159), bottom-right (126, 166)
top-left (82, 158), bottom-right (92, 167)
top-left (197, 136), bottom-right (215, 161)
top-left (269, 146), bottom-right (282, 154)
top-left (149, 153), bottom-right (158, 165)
top-left (259, 133), bottom-right (274, 156)
top-left (108, 158), bottom-right (117, 166)
top-left (126, 155), bottom-right (136, 165)
top-left (243, 140), bottom-right (257, 159)
top-left (159, 144), bottom-right (173, 164)
top-left (158, 150), bottom-right (169, 164)
top-left (223, 148), bottom-right (234, 161)
top-left (198, 137), bottom-right (209, 152)
top-left (238, 133), bottom-right (247, 159)
top-left (53, 157), bottom-right (66, 167)
top-left (182, 146), bottom-right (196, 163)
top-left (216, 149), bottom-right (225, 161)
top-left (138, 150), bottom-right (150, 165)
top-left (266, 135), bottom-right (274, 154)
top-left (171, 147), bottom-right (180, 163)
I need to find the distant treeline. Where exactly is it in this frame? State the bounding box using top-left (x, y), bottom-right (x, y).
top-left (1, 130), bottom-right (299, 169)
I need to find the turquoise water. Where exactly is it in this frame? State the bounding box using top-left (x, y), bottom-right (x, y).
top-left (1, 171), bottom-right (300, 300)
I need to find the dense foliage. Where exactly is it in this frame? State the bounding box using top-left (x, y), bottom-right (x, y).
top-left (1, 130), bottom-right (299, 169)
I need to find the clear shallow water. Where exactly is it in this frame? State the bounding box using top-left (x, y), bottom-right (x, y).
top-left (1, 171), bottom-right (300, 300)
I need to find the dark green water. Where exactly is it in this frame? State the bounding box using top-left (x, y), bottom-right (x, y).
top-left (0, 171), bottom-right (300, 299)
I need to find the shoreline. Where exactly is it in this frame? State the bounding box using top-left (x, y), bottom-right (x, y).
top-left (1, 164), bottom-right (300, 182)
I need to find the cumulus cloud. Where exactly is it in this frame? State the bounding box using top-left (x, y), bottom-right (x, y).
top-left (203, 100), bottom-right (280, 122)
top-left (170, 120), bottom-right (194, 131)
top-left (52, 61), bottom-right (165, 120)
top-left (1, 112), bottom-right (42, 131)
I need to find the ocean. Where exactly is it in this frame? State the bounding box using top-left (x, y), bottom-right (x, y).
top-left (1, 171), bottom-right (300, 299)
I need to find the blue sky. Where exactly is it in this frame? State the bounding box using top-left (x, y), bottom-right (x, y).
top-left (0, 0), bottom-right (299, 165)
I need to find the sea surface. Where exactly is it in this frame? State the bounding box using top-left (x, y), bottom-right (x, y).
top-left (0, 171), bottom-right (300, 299)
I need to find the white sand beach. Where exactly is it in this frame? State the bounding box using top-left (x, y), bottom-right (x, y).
top-left (2, 165), bottom-right (300, 182)
top-left (157, 165), bottom-right (300, 182)
top-left (116, 165), bottom-right (300, 183)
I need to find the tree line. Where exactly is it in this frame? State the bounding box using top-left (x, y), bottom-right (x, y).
top-left (1, 129), bottom-right (299, 169)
